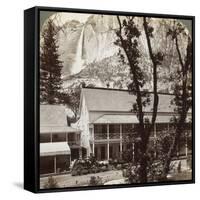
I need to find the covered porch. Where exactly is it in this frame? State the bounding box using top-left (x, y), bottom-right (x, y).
top-left (40, 142), bottom-right (71, 175)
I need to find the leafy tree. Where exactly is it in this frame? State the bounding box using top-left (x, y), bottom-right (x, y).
top-left (62, 82), bottom-right (96, 122)
top-left (162, 22), bottom-right (192, 177)
top-left (40, 19), bottom-right (63, 104)
top-left (115, 16), bottom-right (163, 183)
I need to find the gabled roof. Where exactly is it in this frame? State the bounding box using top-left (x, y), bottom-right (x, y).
top-left (40, 105), bottom-right (80, 133)
top-left (40, 105), bottom-right (68, 127)
top-left (81, 87), bottom-right (176, 113)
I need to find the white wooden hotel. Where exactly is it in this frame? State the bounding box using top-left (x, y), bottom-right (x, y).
top-left (77, 87), bottom-right (192, 161)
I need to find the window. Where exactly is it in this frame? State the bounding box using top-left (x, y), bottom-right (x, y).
top-left (109, 124), bottom-right (120, 133)
top-left (94, 125), bottom-right (107, 134)
top-left (94, 124), bottom-right (107, 139)
top-left (122, 124), bottom-right (134, 134)
top-left (68, 132), bottom-right (75, 141)
top-left (52, 133), bottom-right (66, 142)
top-left (40, 156), bottom-right (54, 174)
top-left (40, 134), bottom-right (51, 143)
top-left (109, 124), bottom-right (120, 139)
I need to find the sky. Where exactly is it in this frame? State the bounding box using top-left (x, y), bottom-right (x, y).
top-left (40, 11), bottom-right (192, 34)
top-left (40, 11), bottom-right (91, 29)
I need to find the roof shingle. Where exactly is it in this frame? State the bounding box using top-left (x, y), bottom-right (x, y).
top-left (82, 88), bottom-right (175, 113)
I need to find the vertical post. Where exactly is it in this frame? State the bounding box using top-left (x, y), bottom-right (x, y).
top-left (132, 142), bottom-right (135, 162)
top-left (154, 124), bottom-right (157, 158)
top-left (50, 132), bottom-right (53, 143)
top-left (92, 142), bottom-right (95, 155)
top-left (92, 127), bottom-right (95, 156)
top-left (120, 124), bottom-right (122, 159)
top-left (79, 148), bottom-right (82, 159)
top-left (107, 124), bottom-right (109, 161)
top-left (54, 156), bottom-right (57, 174)
top-left (185, 132), bottom-right (188, 157)
top-left (66, 133), bottom-right (67, 142)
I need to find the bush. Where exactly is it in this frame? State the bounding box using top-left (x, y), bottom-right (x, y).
top-left (116, 164), bottom-right (122, 170)
top-left (82, 169), bottom-right (89, 175)
top-left (71, 157), bottom-right (110, 176)
top-left (89, 176), bottom-right (102, 186)
top-left (100, 166), bottom-right (108, 172)
top-left (44, 176), bottom-right (58, 189)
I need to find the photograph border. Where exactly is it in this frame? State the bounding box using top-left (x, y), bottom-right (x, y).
top-left (26, 6), bottom-right (195, 193)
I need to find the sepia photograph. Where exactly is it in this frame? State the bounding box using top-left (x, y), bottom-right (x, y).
top-left (39, 9), bottom-right (193, 190)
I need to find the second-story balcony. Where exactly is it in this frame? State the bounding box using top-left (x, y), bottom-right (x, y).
top-left (68, 140), bottom-right (81, 146)
top-left (92, 133), bottom-right (120, 141)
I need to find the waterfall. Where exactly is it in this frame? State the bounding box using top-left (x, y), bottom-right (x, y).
top-left (71, 26), bottom-right (85, 74)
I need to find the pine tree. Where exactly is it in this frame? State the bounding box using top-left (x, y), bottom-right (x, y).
top-left (40, 19), bottom-right (63, 104)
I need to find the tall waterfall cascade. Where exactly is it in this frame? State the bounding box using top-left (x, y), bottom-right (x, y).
top-left (71, 26), bottom-right (85, 75)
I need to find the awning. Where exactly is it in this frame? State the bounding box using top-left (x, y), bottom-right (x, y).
top-left (40, 142), bottom-right (71, 157)
top-left (93, 114), bottom-right (139, 124)
top-left (40, 126), bottom-right (80, 134)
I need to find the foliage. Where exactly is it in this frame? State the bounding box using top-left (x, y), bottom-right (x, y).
top-left (115, 16), bottom-right (163, 183)
top-left (40, 19), bottom-right (63, 104)
top-left (71, 156), bottom-right (109, 176)
top-left (89, 176), bottom-right (102, 186)
top-left (43, 176), bottom-right (58, 189)
top-left (62, 82), bottom-right (95, 121)
top-left (161, 21), bottom-right (192, 176)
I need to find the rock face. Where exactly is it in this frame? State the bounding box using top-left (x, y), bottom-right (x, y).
top-left (43, 14), bottom-right (190, 92)
top-left (57, 15), bottom-right (119, 77)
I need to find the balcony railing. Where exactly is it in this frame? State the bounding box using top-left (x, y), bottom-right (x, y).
top-left (92, 132), bottom-right (140, 140)
top-left (93, 133), bottom-right (120, 140)
top-left (94, 133), bottom-right (107, 140)
top-left (109, 132), bottom-right (120, 139)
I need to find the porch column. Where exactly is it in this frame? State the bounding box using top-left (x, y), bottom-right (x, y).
top-left (120, 124), bottom-right (123, 159)
top-left (92, 142), bottom-right (95, 155)
top-left (54, 156), bottom-right (57, 174)
top-left (50, 132), bottom-right (53, 143)
top-left (79, 148), bottom-right (82, 159)
top-left (154, 124), bottom-right (157, 158)
top-left (92, 127), bottom-right (95, 156)
top-left (107, 124), bottom-right (109, 160)
top-left (185, 132), bottom-right (188, 157)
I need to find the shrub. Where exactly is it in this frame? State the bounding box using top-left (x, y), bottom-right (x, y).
top-left (116, 164), bottom-right (122, 170)
top-left (89, 176), bottom-right (102, 186)
top-left (44, 176), bottom-right (58, 189)
top-left (82, 169), bottom-right (89, 175)
top-left (100, 166), bottom-right (108, 172)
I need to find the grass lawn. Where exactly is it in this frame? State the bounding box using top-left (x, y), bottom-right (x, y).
top-left (40, 169), bottom-right (192, 189)
top-left (168, 170), bottom-right (192, 181)
top-left (40, 170), bottom-right (123, 189)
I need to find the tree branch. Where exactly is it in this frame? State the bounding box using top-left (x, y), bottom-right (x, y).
top-left (143, 17), bottom-right (159, 133)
